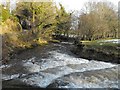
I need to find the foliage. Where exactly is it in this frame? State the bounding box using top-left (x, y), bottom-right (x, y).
top-left (55, 4), bottom-right (71, 36)
top-left (1, 1), bottom-right (119, 63)
top-left (0, 4), bottom-right (10, 22)
top-left (78, 2), bottom-right (118, 40)
top-left (1, 1), bottom-right (72, 62)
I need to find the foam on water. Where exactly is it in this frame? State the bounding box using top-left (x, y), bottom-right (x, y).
top-left (2, 74), bottom-right (20, 80)
top-left (2, 45), bottom-right (118, 88)
top-left (98, 39), bottom-right (120, 44)
top-left (20, 50), bottom-right (118, 88)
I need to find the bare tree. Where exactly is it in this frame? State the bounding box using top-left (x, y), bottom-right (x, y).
top-left (78, 1), bottom-right (118, 40)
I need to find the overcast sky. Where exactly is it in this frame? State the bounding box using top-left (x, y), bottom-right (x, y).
top-left (54, 0), bottom-right (119, 12)
top-left (1, 0), bottom-right (119, 12)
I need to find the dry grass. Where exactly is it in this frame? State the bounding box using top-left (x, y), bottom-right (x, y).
top-left (1, 19), bottom-right (49, 63)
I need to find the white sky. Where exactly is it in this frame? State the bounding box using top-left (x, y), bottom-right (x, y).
top-left (1, 0), bottom-right (119, 12)
top-left (54, 0), bottom-right (119, 12)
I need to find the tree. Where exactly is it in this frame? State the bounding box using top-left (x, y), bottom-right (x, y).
top-left (15, 2), bottom-right (57, 40)
top-left (1, 4), bottom-right (10, 22)
top-left (55, 4), bottom-right (71, 37)
top-left (78, 1), bottom-right (118, 40)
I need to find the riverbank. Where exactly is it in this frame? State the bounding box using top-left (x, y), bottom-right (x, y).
top-left (72, 39), bottom-right (120, 64)
top-left (2, 33), bottom-right (49, 64)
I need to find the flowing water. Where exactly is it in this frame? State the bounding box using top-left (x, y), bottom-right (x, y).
top-left (1, 42), bottom-right (119, 89)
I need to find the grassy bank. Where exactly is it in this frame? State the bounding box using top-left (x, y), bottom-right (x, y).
top-left (1, 19), bottom-right (49, 64)
top-left (82, 39), bottom-right (120, 56)
top-left (73, 39), bottom-right (120, 64)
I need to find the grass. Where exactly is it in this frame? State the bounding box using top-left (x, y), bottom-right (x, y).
top-left (35, 38), bottom-right (48, 45)
top-left (1, 19), bottom-right (50, 63)
top-left (81, 39), bottom-right (120, 56)
top-left (49, 39), bottom-right (60, 43)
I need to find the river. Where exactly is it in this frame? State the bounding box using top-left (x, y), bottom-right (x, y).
top-left (1, 42), bottom-right (119, 89)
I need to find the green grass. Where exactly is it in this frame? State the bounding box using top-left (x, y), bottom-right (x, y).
top-left (49, 39), bottom-right (60, 43)
top-left (81, 39), bottom-right (120, 56)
